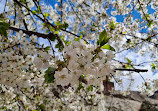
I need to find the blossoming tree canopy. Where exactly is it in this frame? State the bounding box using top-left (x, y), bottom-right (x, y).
top-left (0, 0), bottom-right (157, 110)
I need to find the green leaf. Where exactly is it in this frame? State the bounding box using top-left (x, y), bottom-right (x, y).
top-left (44, 67), bottom-right (56, 83)
top-left (20, 0), bottom-right (28, 4)
top-left (88, 85), bottom-right (93, 91)
top-left (94, 47), bottom-right (102, 54)
top-left (102, 44), bottom-right (115, 51)
top-left (97, 40), bottom-right (99, 45)
top-left (32, 10), bottom-right (40, 14)
top-left (55, 42), bottom-right (64, 52)
top-left (80, 34), bottom-right (83, 39)
top-left (55, 22), bottom-right (62, 26)
top-left (42, 44), bottom-right (44, 48)
top-left (0, 22), bottom-right (9, 37)
top-left (80, 75), bottom-right (84, 78)
top-left (125, 64), bottom-right (131, 69)
top-left (44, 13), bottom-right (50, 18)
top-left (109, 20), bottom-right (115, 31)
top-left (0, 106), bottom-right (7, 110)
top-left (80, 30), bottom-right (84, 36)
top-left (145, 36), bottom-right (152, 41)
top-left (44, 46), bottom-right (50, 52)
top-left (63, 22), bottom-right (69, 29)
top-left (45, 29), bottom-right (49, 33)
top-left (64, 40), bottom-right (71, 46)
top-left (126, 58), bottom-right (132, 64)
top-left (50, 36), bottom-right (56, 41)
top-left (77, 82), bottom-right (84, 90)
top-left (0, 13), bottom-right (5, 22)
top-left (143, 14), bottom-right (149, 20)
top-left (74, 37), bottom-right (80, 41)
top-left (145, 85), bottom-right (151, 90)
top-left (38, 104), bottom-right (45, 111)
top-left (55, 22), bottom-right (69, 30)
top-left (147, 20), bottom-right (153, 27)
top-left (99, 30), bottom-right (110, 46)
top-left (152, 63), bottom-right (156, 69)
top-left (54, 31), bottom-right (58, 34)
top-left (42, 22), bottom-right (47, 28)
top-left (0, 22), bottom-right (9, 29)
top-left (92, 23), bottom-right (98, 27)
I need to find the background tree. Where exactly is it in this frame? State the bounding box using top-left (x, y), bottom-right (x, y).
top-left (0, 0), bottom-right (157, 110)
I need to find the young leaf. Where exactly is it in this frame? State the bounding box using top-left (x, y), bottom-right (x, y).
top-left (126, 58), bottom-right (132, 64)
top-left (63, 22), bottom-right (69, 29)
top-left (44, 67), bottom-right (56, 83)
top-left (147, 20), bottom-right (153, 27)
top-left (77, 82), bottom-right (84, 90)
top-left (64, 40), bottom-right (71, 46)
top-left (99, 30), bottom-right (110, 46)
top-left (0, 13), bottom-right (5, 22)
top-left (44, 13), bottom-right (50, 18)
top-left (32, 10), bottom-right (40, 14)
top-left (152, 63), bottom-right (156, 69)
top-left (20, 0), bottom-right (28, 4)
top-left (0, 22), bottom-right (9, 37)
top-left (44, 46), bottom-right (50, 52)
top-left (102, 44), bottom-right (115, 51)
top-left (125, 64), bottom-right (131, 69)
top-left (38, 104), bottom-right (45, 111)
top-left (109, 21), bottom-right (115, 31)
top-left (74, 37), bottom-right (80, 41)
top-left (55, 22), bottom-right (69, 30)
top-left (88, 85), bottom-right (93, 91)
top-left (55, 42), bottom-right (64, 52)
top-left (143, 14), bottom-right (150, 20)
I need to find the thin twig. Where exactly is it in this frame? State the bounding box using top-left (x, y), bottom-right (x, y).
top-left (60, 0), bottom-right (63, 23)
top-left (68, 0), bottom-right (84, 25)
top-left (136, 61), bottom-right (158, 66)
top-left (121, 33), bottom-right (157, 45)
top-left (47, 37), bottom-right (55, 57)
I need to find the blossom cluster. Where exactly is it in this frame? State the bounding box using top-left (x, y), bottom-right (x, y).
top-left (0, 32), bottom-right (35, 88)
top-left (54, 39), bottom-right (115, 87)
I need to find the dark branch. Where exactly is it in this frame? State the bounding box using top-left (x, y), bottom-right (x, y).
top-left (9, 26), bottom-right (56, 39)
top-left (2, 43), bottom-right (20, 51)
top-left (115, 68), bottom-right (148, 73)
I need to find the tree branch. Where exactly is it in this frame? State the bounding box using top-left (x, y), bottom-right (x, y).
top-left (115, 68), bottom-right (148, 73)
top-left (121, 33), bottom-right (156, 44)
top-left (60, 0), bottom-right (63, 23)
top-left (9, 26), bottom-right (56, 39)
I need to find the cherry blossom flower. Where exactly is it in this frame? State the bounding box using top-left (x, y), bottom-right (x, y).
top-left (33, 52), bottom-right (50, 69)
